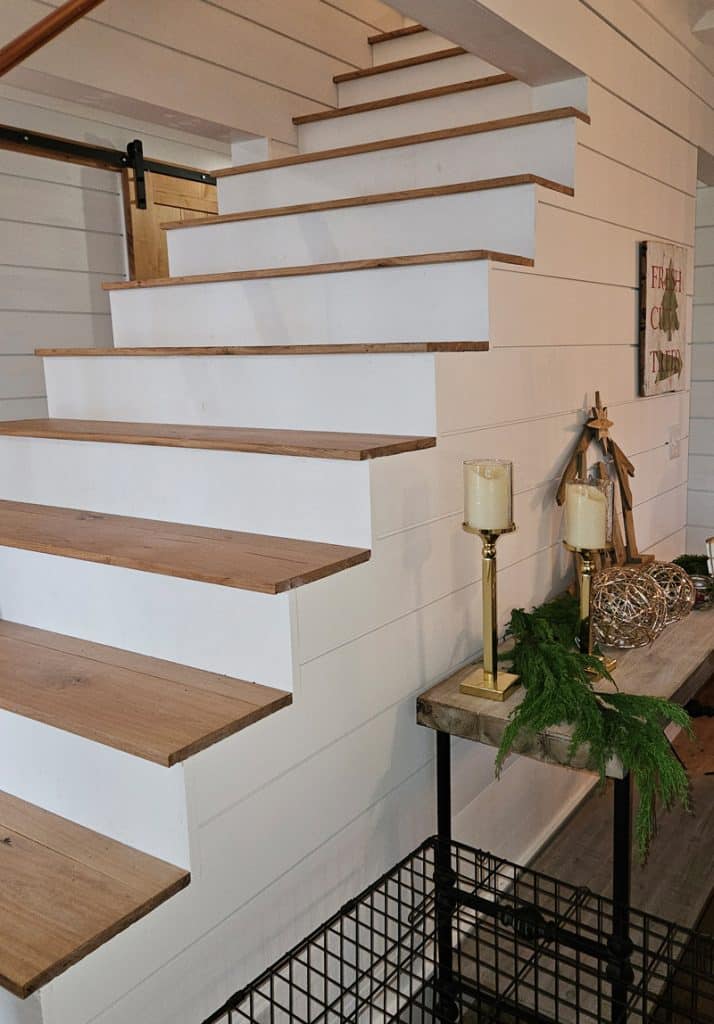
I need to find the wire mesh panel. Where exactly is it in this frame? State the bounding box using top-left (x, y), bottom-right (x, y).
top-left (203, 837), bottom-right (714, 1024)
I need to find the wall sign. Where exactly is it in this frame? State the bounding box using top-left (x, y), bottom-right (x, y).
top-left (639, 240), bottom-right (687, 397)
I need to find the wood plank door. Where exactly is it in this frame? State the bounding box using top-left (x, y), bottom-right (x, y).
top-left (123, 170), bottom-right (217, 280)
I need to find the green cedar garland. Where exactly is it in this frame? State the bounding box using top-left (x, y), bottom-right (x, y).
top-left (495, 594), bottom-right (692, 862)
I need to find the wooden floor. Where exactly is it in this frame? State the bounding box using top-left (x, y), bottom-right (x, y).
top-left (533, 677), bottom-right (714, 931)
top-left (0, 620), bottom-right (290, 765)
top-left (0, 790), bottom-right (189, 998)
top-left (0, 500), bottom-right (370, 594)
top-left (0, 419), bottom-right (436, 460)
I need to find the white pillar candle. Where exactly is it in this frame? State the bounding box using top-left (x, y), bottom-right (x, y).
top-left (464, 459), bottom-right (513, 530)
top-left (564, 481), bottom-right (608, 550)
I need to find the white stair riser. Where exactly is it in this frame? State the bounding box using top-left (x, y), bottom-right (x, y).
top-left (0, 710), bottom-right (189, 867)
top-left (0, 547), bottom-right (296, 689)
top-left (108, 261), bottom-right (490, 347)
top-left (371, 31), bottom-right (453, 64)
top-left (338, 53), bottom-right (502, 105)
top-left (298, 80), bottom-right (532, 151)
top-left (44, 354), bottom-right (439, 435)
top-left (217, 119), bottom-right (577, 212)
top-left (0, 437), bottom-right (372, 548)
top-left (167, 187), bottom-right (536, 276)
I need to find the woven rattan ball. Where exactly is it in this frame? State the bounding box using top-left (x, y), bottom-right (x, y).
top-left (591, 566), bottom-right (668, 649)
top-left (644, 561), bottom-right (696, 625)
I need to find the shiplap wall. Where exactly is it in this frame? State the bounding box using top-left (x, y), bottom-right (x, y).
top-left (689, 185), bottom-right (714, 552)
top-left (0, 84), bottom-right (231, 421)
top-left (0, 0), bottom-right (405, 146)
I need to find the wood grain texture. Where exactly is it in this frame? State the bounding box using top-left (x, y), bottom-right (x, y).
top-left (333, 47), bottom-right (466, 84)
top-left (417, 608), bottom-right (714, 779)
top-left (102, 251), bottom-right (533, 291)
top-left (36, 342), bottom-right (490, 357)
top-left (0, 791), bottom-right (188, 999)
top-left (293, 74), bottom-right (516, 125)
top-left (0, 420), bottom-right (436, 461)
top-left (162, 175), bottom-right (573, 231)
top-left (213, 107), bottom-right (591, 177)
top-left (533, 775), bottom-right (714, 929)
top-left (0, 620), bottom-right (290, 766)
top-left (0, 500), bottom-right (370, 595)
top-left (368, 24), bottom-right (426, 44)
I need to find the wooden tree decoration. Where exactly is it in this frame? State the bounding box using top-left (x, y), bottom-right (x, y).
top-left (556, 392), bottom-right (654, 567)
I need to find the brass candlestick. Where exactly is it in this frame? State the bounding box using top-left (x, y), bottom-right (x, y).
top-left (460, 523), bottom-right (519, 702)
top-left (564, 541), bottom-right (617, 673)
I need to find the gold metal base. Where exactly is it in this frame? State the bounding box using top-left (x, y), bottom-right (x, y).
top-left (586, 653), bottom-right (618, 676)
top-left (459, 666), bottom-right (520, 702)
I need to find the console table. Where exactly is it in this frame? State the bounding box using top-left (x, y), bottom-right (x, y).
top-left (417, 606), bottom-right (714, 1023)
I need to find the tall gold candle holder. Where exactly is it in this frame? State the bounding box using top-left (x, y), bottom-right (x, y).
top-left (563, 477), bottom-right (616, 671)
top-left (460, 459), bottom-right (519, 702)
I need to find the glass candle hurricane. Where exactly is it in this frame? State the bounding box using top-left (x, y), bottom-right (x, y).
top-left (563, 478), bottom-right (610, 551)
top-left (463, 459), bottom-right (513, 532)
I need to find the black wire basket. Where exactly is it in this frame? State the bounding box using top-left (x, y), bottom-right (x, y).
top-left (203, 836), bottom-right (714, 1024)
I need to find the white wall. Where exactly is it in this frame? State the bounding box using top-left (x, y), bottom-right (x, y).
top-left (0, 0), bottom-right (405, 146)
top-left (689, 184), bottom-right (714, 551)
top-left (0, 83), bottom-right (231, 418)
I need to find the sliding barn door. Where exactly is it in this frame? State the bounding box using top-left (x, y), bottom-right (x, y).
top-left (123, 170), bottom-right (218, 280)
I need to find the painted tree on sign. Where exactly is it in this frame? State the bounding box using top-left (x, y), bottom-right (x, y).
top-left (660, 259), bottom-right (680, 342)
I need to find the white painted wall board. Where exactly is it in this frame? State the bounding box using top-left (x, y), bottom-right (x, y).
top-left (688, 186), bottom-right (714, 548)
top-left (107, 261), bottom-right (491, 348)
top-left (44, 353), bottom-right (439, 435)
top-left (167, 186), bottom-right (537, 276)
top-left (0, 356), bottom-right (44, 399)
top-left (0, 548), bottom-right (296, 689)
top-left (689, 454), bottom-right (714, 492)
top-left (489, 269), bottom-right (637, 348)
top-left (0, 397), bottom-right (47, 420)
top-left (0, 438), bottom-right (373, 547)
top-left (217, 118), bottom-right (578, 213)
top-left (371, 30), bottom-right (454, 64)
top-left (0, 311), bottom-right (113, 356)
top-left (0, 711), bottom-right (189, 866)
top-left (297, 80), bottom-right (533, 151)
top-left (546, 145), bottom-right (696, 246)
top-left (337, 52), bottom-right (502, 105)
top-left (584, 83), bottom-right (698, 197)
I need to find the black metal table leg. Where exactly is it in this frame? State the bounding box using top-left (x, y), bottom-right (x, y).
top-left (435, 731), bottom-right (458, 1021)
top-left (610, 773), bottom-right (634, 1022)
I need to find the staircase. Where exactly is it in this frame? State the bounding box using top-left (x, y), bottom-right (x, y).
top-left (0, 21), bottom-right (589, 1024)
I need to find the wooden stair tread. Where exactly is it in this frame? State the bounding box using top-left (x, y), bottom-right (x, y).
top-left (0, 789), bottom-right (189, 998)
top-left (0, 419), bottom-right (437, 460)
top-left (334, 47), bottom-right (466, 83)
top-left (0, 500), bottom-right (370, 595)
top-left (102, 251), bottom-right (533, 292)
top-left (293, 74), bottom-right (515, 125)
top-left (0, 619), bottom-right (290, 766)
top-left (368, 24), bottom-right (426, 44)
top-left (163, 175), bottom-right (572, 232)
top-left (36, 342), bottom-right (490, 357)
top-left (213, 107), bottom-right (590, 178)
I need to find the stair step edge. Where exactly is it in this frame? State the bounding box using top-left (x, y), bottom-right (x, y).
top-left (293, 73), bottom-right (516, 126)
top-left (36, 342), bottom-right (490, 357)
top-left (333, 47), bottom-right (467, 84)
top-left (162, 175), bottom-right (571, 232)
top-left (102, 251), bottom-right (533, 292)
top-left (0, 619), bottom-right (290, 767)
top-left (0, 420), bottom-right (437, 461)
top-left (212, 107), bottom-right (589, 178)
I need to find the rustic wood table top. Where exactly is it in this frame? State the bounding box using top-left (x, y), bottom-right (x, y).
top-left (417, 607), bottom-right (714, 779)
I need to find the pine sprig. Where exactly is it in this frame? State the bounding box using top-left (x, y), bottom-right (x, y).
top-left (496, 594), bottom-right (692, 862)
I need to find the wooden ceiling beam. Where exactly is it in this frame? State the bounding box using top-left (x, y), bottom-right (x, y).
top-left (0, 0), bottom-right (106, 78)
